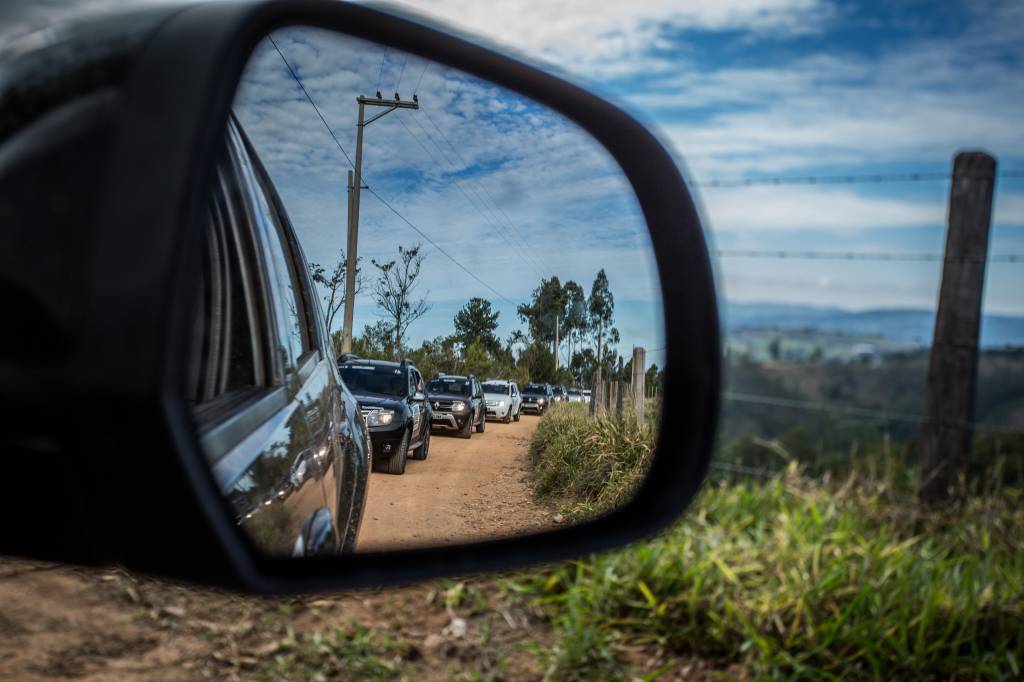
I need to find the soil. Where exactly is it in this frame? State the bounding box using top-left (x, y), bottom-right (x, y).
top-left (358, 413), bottom-right (557, 551)
top-left (0, 413), bottom-right (559, 681)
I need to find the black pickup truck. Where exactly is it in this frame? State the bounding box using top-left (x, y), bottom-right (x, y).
top-left (425, 374), bottom-right (486, 438)
top-left (338, 357), bottom-right (431, 475)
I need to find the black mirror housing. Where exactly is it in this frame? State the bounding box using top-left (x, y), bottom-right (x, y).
top-left (0, 0), bottom-right (719, 592)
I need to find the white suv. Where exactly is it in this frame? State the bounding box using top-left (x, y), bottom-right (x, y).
top-left (482, 379), bottom-right (522, 423)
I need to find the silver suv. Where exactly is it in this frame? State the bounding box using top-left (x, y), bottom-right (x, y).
top-left (482, 379), bottom-right (522, 423)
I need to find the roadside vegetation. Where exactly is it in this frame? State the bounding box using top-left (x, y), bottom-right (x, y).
top-left (517, 403), bottom-right (1024, 680)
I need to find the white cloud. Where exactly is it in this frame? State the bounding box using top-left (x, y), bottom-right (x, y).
top-left (378, 0), bottom-right (834, 73)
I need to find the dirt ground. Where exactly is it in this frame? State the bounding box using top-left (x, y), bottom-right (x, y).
top-left (358, 414), bottom-right (558, 551)
top-left (0, 414), bottom-right (559, 681)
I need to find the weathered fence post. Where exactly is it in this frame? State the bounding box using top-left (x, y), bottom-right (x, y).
top-left (918, 151), bottom-right (996, 503)
top-left (589, 368), bottom-right (602, 416)
top-left (632, 346), bottom-right (646, 423)
top-left (615, 356), bottom-right (625, 414)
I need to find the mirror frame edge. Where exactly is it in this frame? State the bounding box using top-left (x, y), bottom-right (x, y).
top-left (94, 0), bottom-right (720, 592)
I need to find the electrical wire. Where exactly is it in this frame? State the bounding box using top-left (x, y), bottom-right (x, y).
top-left (395, 54), bottom-right (408, 93)
top-left (419, 107), bottom-right (554, 275)
top-left (268, 35), bottom-right (356, 170)
top-left (364, 186), bottom-right (514, 304)
top-left (413, 60), bottom-right (429, 94)
top-left (269, 34), bottom-right (513, 305)
top-left (375, 47), bottom-right (388, 93)
top-left (399, 114), bottom-right (548, 278)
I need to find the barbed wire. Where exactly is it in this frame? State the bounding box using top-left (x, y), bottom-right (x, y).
top-left (688, 169), bottom-right (1024, 189)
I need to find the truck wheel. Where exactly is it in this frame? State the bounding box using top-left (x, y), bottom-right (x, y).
top-left (373, 428), bottom-right (409, 475)
top-left (513, 407), bottom-right (520, 422)
top-left (411, 427), bottom-right (430, 460)
top-left (459, 415), bottom-right (473, 439)
top-left (476, 410), bottom-right (486, 433)
top-left (502, 408), bottom-right (511, 424)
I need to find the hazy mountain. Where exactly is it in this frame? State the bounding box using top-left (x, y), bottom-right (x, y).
top-left (723, 302), bottom-right (1024, 348)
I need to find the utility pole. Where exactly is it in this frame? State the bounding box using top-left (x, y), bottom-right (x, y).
top-left (918, 151), bottom-right (996, 503)
top-left (554, 313), bottom-right (559, 371)
top-left (340, 92), bottom-right (420, 354)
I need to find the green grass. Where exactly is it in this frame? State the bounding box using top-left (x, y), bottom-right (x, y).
top-left (517, 406), bottom-right (1024, 680)
top-left (529, 402), bottom-right (653, 519)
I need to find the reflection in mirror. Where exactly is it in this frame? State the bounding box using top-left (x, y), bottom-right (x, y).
top-left (192, 27), bottom-right (664, 557)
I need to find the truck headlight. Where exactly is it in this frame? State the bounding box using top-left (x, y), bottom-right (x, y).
top-left (365, 410), bottom-right (395, 427)
top-left (451, 401), bottom-right (466, 412)
top-left (537, 398), bottom-right (546, 404)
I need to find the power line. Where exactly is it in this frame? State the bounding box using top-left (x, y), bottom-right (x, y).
top-left (400, 113), bottom-right (548, 278)
top-left (268, 35), bottom-right (514, 306)
top-left (689, 169), bottom-right (1024, 189)
top-left (413, 61), bottom-right (429, 94)
top-left (395, 54), bottom-right (408, 93)
top-left (268, 35), bottom-right (355, 170)
top-left (375, 47), bottom-right (388, 93)
top-left (714, 249), bottom-right (1024, 263)
top-left (364, 186), bottom-right (514, 304)
top-left (419, 107), bottom-right (555, 275)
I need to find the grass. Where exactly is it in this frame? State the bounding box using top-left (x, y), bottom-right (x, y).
top-left (516, 405), bottom-right (1024, 680)
top-left (529, 402), bottom-right (654, 519)
top-left (251, 623), bottom-right (418, 681)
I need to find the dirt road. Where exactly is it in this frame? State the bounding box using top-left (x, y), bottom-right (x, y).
top-left (357, 414), bottom-right (555, 552)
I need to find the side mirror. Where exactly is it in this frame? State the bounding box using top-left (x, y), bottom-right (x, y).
top-left (412, 391), bottom-right (426, 402)
top-left (0, 0), bottom-right (719, 592)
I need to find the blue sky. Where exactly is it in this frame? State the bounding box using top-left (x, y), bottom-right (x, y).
top-left (234, 27), bottom-right (664, 363)
top-left (382, 0), bottom-right (1024, 311)
top-left (234, 0), bottom-right (1024, 363)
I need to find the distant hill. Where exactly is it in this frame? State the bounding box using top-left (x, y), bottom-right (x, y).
top-left (724, 302), bottom-right (1024, 348)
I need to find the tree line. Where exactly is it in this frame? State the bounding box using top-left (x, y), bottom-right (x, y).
top-left (310, 242), bottom-right (663, 387)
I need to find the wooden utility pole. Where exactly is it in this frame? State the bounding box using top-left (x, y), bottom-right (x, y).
top-left (340, 93), bottom-right (420, 354)
top-left (918, 151), bottom-right (996, 503)
top-left (554, 313), bottom-right (559, 372)
top-left (632, 346), bottom-right (646, 423)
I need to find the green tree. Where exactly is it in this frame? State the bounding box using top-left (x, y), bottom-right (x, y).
top-left (561, 280), bottom-right (588, 365)
top-left (453, 297), bottom-right (501, 354)
top-left (517, 276), bottom-right (566, 346)
top-left (518, 340), bottom-right (557, 383)
top-left (370, 243), bottom-right (430, 358)
top-left (405, 335), bottom-right (459, 380)
top-left (588, 269), bottom-right (616, 378)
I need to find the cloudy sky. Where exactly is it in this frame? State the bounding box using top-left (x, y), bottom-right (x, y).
top-left (234, 0), bottom-right (1024, 358)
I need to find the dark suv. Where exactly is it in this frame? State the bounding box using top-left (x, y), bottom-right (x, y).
top-left (520, 383), bottom-right (554, 415)
top-left (426, 375), bottom-right (486, 438)
top-left (189, 118), bottom-right (370, 555)
top-left (338, 357), bottom-right (431, 475)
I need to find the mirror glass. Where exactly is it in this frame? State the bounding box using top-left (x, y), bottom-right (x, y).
top-left (191, 27), bottom-right (664, 556)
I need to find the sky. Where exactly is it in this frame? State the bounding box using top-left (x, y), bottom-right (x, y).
top-left (234, 0), bottom-right (1024, 362)
top-left (234, 27), bottom-right (663, 362)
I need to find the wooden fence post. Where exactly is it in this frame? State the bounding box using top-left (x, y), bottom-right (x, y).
top-left (590, 368), bottom-right (602, 417)
top-left (615, 356), bottom-right (625, 414)
top-left (632, 346), bottom-right (646, 423)
top-left (918, 151), bottom-right (996, 503)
